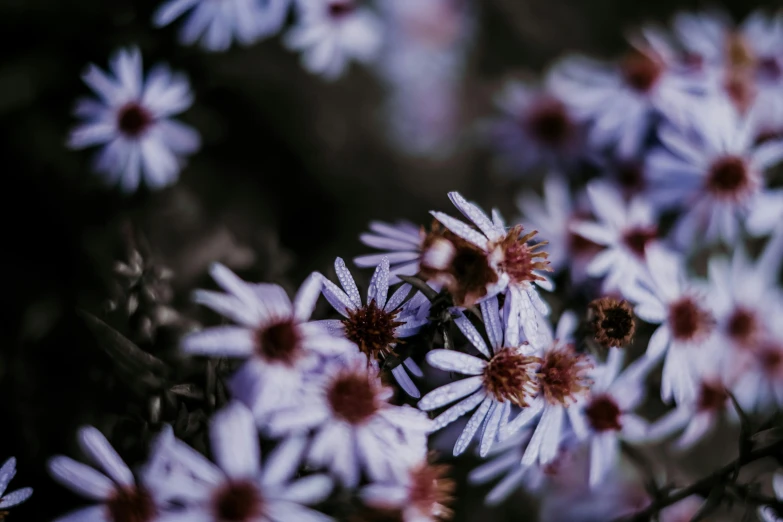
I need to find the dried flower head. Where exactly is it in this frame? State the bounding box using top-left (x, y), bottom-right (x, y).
top-left (482, 347), bottom-right (541, 407)
top-left (537, 344), bottom-right (593, 405)
top-left (589, 297), bottom-right (636, 348)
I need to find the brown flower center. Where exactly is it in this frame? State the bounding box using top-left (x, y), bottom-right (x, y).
top-left (495, 225), bottom-right (551, 285)
top-left (590, 297), bottom-right (636, 348)
top-left (211, 480), bottom-right (264, 522)
top-left (117, 103), bottom-right (153, 138)
top-left (585, 394), bottom-right (622, 431)
top-left (726, 307), bottom-right (760, 347)
top-left (106, 486), bottom-right (157, 522)
top-left (342, 300), bottom-right (404, 361)
top-left (696, 381), bottom-right (728, 412)
top-left (758, 344), bottom-right (783, 375)
top-left (621, 49), bottom-right (663, 93)
top-left (525, 97), bottom-right (574, 147)
top-left (327, 370), bottom-right (380, 425)
top-left (328, 1), bottom-right (355, 18)
top-left (254, 319), bottom-right (302, 365)
top-left (622, 226), bottom-right (657, 259)
top-left (408, 462), bottom-right (455, 519)
top-left (667, 296), bottom-right (714, 342)
top-left (706, 155), bottom-right (755, 201)
top-left (538, 345), bottom-right (593, 405)
top-left (482, 347), bottom-right (541, 407)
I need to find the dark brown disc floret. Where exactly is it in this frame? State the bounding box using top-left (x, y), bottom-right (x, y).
top-left (327, 369), bottom-right (381, 425)
top-left (408, 461), bottom-right (455, 520)
top-left (117, 102), bottom-right (153, 138)
top-left (584, 393), bottom-right (622, 432)
top-left (726, 306), bottom-right (760, 348)
top-left (106, 486), bottom-right (157, 522)
top-left (495, 225), bottom-right (552, 285)
top-left (482, 347), bottom-right (541, 407)
top-left (524, 96), bottom-right (575, 147)
top-left (211, 479), bottom-right (264, 522)
top-left (621, 49), bottom-right (664, 93)
top-left (589, 297), bottom-right (636, 348)
top-left (328, 1), bottom-right (355, 18)
top-left (254, 318), bottom-right (302, 366)
top-left (342, 300), bottom-right (405, 361)
top-left (696, 380), bottom-right (729, 412)
top-left (667, 296), bottom-right (714, 342)
top-left (622, 226), bottom-right (658, 259)
top-left (538, 344), bottom-right (593, 405)
top-left (705, 155), bottom-right (757, 201)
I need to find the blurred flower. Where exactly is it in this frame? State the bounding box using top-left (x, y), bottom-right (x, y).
top-left (153, 0), bottom-right (289, 51)
top-left (355, 220), bottom-right (425, 283)
top-left (285, 0), bottom-right (383, 80)
top-left (68, 47), bottom-right (200, 193)
top-left (731, 308), bottom-right (783, 413)
top-left (758, 472), bottom-right (783, 522)
top-left (317, 257), bottom-right (429, 397)
top-left (0, 458), bottom-right (32, 512)
top-left (267, 351), bottom-right (431, 487)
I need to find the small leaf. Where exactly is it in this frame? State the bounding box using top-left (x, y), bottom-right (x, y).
top-left (398, 275), bottom-right (440, 302)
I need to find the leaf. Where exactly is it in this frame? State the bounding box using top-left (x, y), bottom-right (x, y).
top-left (170, 384), bottom-right (205, 400)
top-left (398, 275), bottom-right (440, 302)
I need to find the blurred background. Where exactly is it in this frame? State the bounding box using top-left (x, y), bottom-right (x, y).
top-left (0, 0), bottom-right (769, 519)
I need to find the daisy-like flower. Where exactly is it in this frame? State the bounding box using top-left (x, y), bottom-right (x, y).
top-left (486, 79), bottom-right (582, 174)
top-left (622, 244), bottom-right (717, 405)
top-left (267, 351), bottom-right (432, 487)
top-left (318, 257), bottom-right (429, 397)
top-left (152, 0), bottom-right (290, 51)
top-left (646, 97), bottom-right (783, 247)
top-left (284, 0), bottom-right (383, 80)
top-left (549, 27), bottom-right (694, 157)
top-left (731, 310), bottom-right (783, 413)
top-left (361, 458), bottom-right (455, 522)
top-left (0, 458), bottom-right (32, 513)
top-left (515, 175), bottom-right (601, 283)
top-left (570, 180), bottom-right (660, 292)
top-left (428, 191), bottom-right (552, 339)
top-left (500, 313), bottom-right (594, 468)
top-left (144, 402), bottom-right (334, 522)
top-left (48, 426), bottom-right (165, 522)
top-left (182, 263), bottom-right (354, 419)
top-left (354, 220), bottom-right (425, 283)
top-left (68, 47), bottom-right (200, 193)
top-left (758, 472), bottom-right (783, 522)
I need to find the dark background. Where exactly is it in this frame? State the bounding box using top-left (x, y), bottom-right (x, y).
top-left (0, 0), bottom-right (764, 520)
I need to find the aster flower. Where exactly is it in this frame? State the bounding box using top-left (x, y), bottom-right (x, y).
top-left (68, 47), bottom-right (200, 193)
top-left (354, 220), bottom-right (425, 283)
top-left (758, 472), bottom-right (783, 522)
top-left (48, 426), bottom-right (166, 522)
top-left (499, 313), bottom-right (594, 468)
top-left (515, 174), bottom-right (601, 283)
top-left (731, 309), bottom-right (783, 413)
top-left (144, 402), bottom-right (334, 521)
top-left (267, 351), bottom-right (432, 487)
top-left (0, 458), bottom-right (32, 512)
top-left (361, 458), bottom-right (455, 522)
top-left (182, 263), bottom-right (355, 419)
top-left (622, 245), bottom-right (717, 405)
top-left (486, 79), bottom-right (582, 174)
top-left (646, 97), bottom-right (783, 247)
top-left (570, 180), bottom-right (660, 292)
top-left (317, 257), bottom-right (429, 397)
top-left (428, 191), bottom-right (552, 339)
top-left (152, 0), bottom-right (290, 51)
top-left (284, 0), bottom-right (383, 80)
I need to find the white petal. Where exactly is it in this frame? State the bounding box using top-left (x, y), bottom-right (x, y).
top-left (181, 326), bottom-right (254, 357)
top-left (448, 192), bottom-right (504, 241)
top-left (210, 402), bottom-right (259, 479)
top-left (430, 211), bottom-right (490, 250)
top-left (334, 257), bottom-right (362, 308)
top-left (453, 396), bottom-right (493, 456)
top-left (0, 458), bottom-right (16, 497)
top-left (453, 312), bottom-right (491, 357)
top-left (431, 391), bottom-right (487, 431)
top-left (78, 426), bottom-right (134, 487)
top-left (426, 349), bottom-right (487, 375)
top-left (293, 272), bottom-right (322, 322)
top-left (0, 487), bottom-right (33, 508)
top-left (418, 376), bottom-right (484, 411)
top-left (48, 457), bottom-right (114, 501)
top-left (367, 257), bottom-right (390, 308)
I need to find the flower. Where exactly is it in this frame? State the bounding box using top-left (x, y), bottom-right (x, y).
top-left (68, 47), bottom-right (200, 193)
top-left (182, 263), bottom-right (354, 419)
top-left (267, 351), bottom-right (432, 487)
top-left (758, 472), bottom-right (783, 522)
top-left (428, 191), bottom-right (552, 340)
top-left (589, 297), bottom-right (636, 350)
top-left (144, 402), bottom-right (334, 521)
top-left (317, 257), bottom-right (429, 397)
top-left (0, 458), bottom-right (32, 512)
top-left (418, 295), bottom-right (542, 457)
top-left (284, 0), bottom-right (383, 80)
top-left (152, 0), bottom-right (290, 51)
top-left (731, 309), bottom-right (783, 413)
top-left (646, 97), bottom-right (783, 247)
top-left (48, 426), bottom-right (165, 522)
top-left (622, 245), bottom-right (717, 405)
top-left (570, 180), bottom-right (660, 292)
top-left (354, 220), bottom-right (425, 283)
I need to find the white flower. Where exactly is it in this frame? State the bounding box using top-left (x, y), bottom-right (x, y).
top-left (48, 426), bottom-right (167, 522)
top-left (429, 191), bottom-right (552, 339)
top-left (317, 257), bottom-right (429, 397)
top-left (152, 0), bottom-right (290, 51)
top-left (758, 472), bottom-right (783, 522)
top-left (0, 458), bottom-right (32, 511)
top-left (144, 402), bottom-right (334, 521)
top-left (68, 47), bottom-right (200, 193)
top-left (646, 97), bottom-right (783, 247)
top-left (731, 310), bottom-right (783, 413)
top-left (500, 312), bottom-right (594, 468)
top-left (622, 245), bottom-right (717, 405)
top-left (267, 351), bottom-right (432, 487)
top-left (354, 220), bottom-right (425, 283)
top-left (570, 180), bottom-right (660, 292)
top-left (418, 296), bottom-right (543, 457)
top-left (284, 0), bottom-right (383, 80)
top-left (181, 263), bottom-right (354, 420)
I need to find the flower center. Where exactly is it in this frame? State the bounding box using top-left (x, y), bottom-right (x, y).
top-left (495, 225), bottom-right (551, 285)
top-left (758, 344), bottom-right (783, 375)
top-left (622, 226), bottom-right (657, 258)
top-left (667, 296), bottom-right (714, 342)
top-left (117, 103), bottom-right (153, 138)
top-left (106, 486), bottom-right (157, 522)
top-left (328, 0), bottom-right (355, 18)
top-left (254, 319), bottom-right (302, 365)
top-left (212, 480), bottom-right (264, 522)
top-left (525, 97), bottom-right (574, 147)
top-left (589, 297), bottom-right (636, 348)
top-left (342, 300), bottom-right (404, 361)
top-left (706, 155), bottom-right (755, 201)
top-left (696, 381), bottom-right (728, 412)
top-left (726, 32), bottom-right (756, 70)
top-left (482, 347), bottom-right (541, 407)
top-left (616, 162), bottom-right (646, 194)
top-left (327, 370), bottom-right (380, 425)
top-left (726, 307), bottom-right (759, 347)
top-left (538, 344), bottom-right (593, 405)
top-left (621, 49), bottom-right (663, 93)
top-left (408, 462), bottom-right (455, 518)
top-left (585, 394), bottom-right (622, 431)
